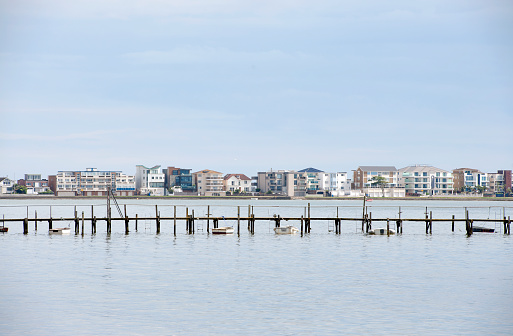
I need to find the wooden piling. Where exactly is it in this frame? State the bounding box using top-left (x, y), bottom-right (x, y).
top-left (301, 216), bottom-right (304, 235)
top-left (74, 210), bottom-right (79, 235)
top-left (155, 205), bottom-right (160, 234)
top-left (507, 216), bottom-right (511, 235)
top-left (23, 218), bottom-right (28, 234)
top-left (34, 210), bottom-right (38, 231)
top-left (247, 205), bottom-right (251, 230)
top-left (48, 217), bottom-right (53, 230)
top-left (362, 196), bottom-right (366, 232)
top-left (124, 204), bottom-right (128, 234)
top-left (135, 214), bottom-right (138, 232)
top-left (429, 211), bottom-right (432, 234)
top-left (452, 215), bottom-right (455, 232)
top-left (387, 218), bottom-right (390, 236)
top-left (237, 206), bottom-right (240, 235)
top-left (81, 211), bottom-right (85, 236)
top-left (92, 216), bottom-right (97, 234)
top-left (107, 217), bottom-right (111, 234)
top-left (174, 206), bottom-right (177, 236)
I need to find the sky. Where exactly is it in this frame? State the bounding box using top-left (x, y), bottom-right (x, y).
top-left (1, 0), bottom-right (512, 179)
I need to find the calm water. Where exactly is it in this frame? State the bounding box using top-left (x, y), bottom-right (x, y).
top-left (1, 198), bottom-right (512, 335)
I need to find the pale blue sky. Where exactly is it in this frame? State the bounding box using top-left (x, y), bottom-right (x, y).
top-left (1, 0), bottom-right (512, 179)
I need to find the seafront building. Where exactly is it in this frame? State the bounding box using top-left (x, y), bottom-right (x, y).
top-left (352, 166), bottom-right (399, 190)
top-left (488, 170), bottom-right (512, 194)
top-left (224, 174), bottom-right (252, 194)
top-left (452, 168), bottom-right (488, 192)
top-left (398, 165), bottom-right (454, 195)
top-left (54, 168), bottom-right (136, 196)
top-left (298, 168), bottom-right (352, 196)
top-left (0, 177), bottom-right (15, 194)
top-left (17, 174), bottom-right (50, 194)
top-left (135, 165), bottom-right (165, 196)
top-left (164, 167), bottom-right (194, 193)
top-left (193, 169), bottom-right (225, 196)
top-left (257, 170), bottom-right (306, 197)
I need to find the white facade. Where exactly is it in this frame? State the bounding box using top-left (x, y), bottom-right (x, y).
top-left (362, 187), bottom-right (406, 198)
top-left (398, 165), bottom-right (454, 195)
top-left (0, 177), bottom-right (15, 194)
top-left (319, 172), bottom-right (351, 196)
top-left (135, 165), bottom-right (165, 196)
top-left (193, 169), bottom-right (225, 196)
top-left (56, 168), bottom-right (136, 196)
top-left (224, 174), bottom-right (252, 193)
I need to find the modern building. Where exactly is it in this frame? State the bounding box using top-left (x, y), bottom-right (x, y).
top-left (298, 168), bottom-right (352, 196)
top-left (193, 169), bottom-right (225, 196)
top-left (55, 168), bottom-right (136, 196)
top-left (0, 177), bottom-right (15, 194)
top-left (352, 166), bottom-right (399, 190)
top-left (164, 167), bottom-right (194, 193)
top-left (135, 165), bottom-right (165, 196)
top-left (398, 165), bottom-right (454, 195)
top-left (452, 168), bottom-right (488, 192)
top-left (224, 174), bottom-right (252, 194)
top-left (488, 170), bottom-right (512, 194)
top-left (257, 170), bottom-right (306, 197)
top-left (17, 174), bottom-right (50, 194)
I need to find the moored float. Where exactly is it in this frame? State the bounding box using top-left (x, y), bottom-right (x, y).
top-left (274, 225), bottom-right (300, 234)
top-left (368, 228), bottom-right (396, 235)
top-left (211, 227), bottom-right (234, 234)
top-left (49, 228), bottom-right (71, 235)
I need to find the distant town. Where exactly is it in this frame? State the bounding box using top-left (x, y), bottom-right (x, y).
top-left (1, 165), bottom-right (512, 198)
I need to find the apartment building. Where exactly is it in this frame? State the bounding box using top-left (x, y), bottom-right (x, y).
top-left (398, 165), bottom-right (454, 195)
top-left (224, 174), bottom-right (251, 193)
top-left (257, 170), bottom-right (306, 197)
top-left (488, 170), bottom-right (512, 194)
top-left (452, 168), bottom-right (488, 192)
top-left (135, 165), bottom-right (165, 196)
top-left (55, 168), bottom-right (136, 196)
top-left (297, 168), bottom-right (352, 196)
top-left (164, 167), bottom-right (194, 193)
top-left (193, 169), bottom-right (225, 196)
top-left (17, 174), bottom-right (50, 194)
top-left (352, 166), bottom-right (399, 189)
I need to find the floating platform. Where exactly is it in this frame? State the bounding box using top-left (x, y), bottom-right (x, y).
top-left (368, 228), bottom-right (396, 235)
top-left (472, 226), bottom-right (495, 233)
top-left (212, 227), bottom-right (234, 234)
top-left (49, 228), bottom-right (71, 235)
top-left (274, 226), bottom-right (299, 234)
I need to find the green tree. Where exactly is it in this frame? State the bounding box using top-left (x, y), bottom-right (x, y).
top-left (14, 184), bottom-right (27, 194)
top-left (370, 176), bottom-right (388, 197)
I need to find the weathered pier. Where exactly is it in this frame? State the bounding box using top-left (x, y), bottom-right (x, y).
top-left (2, 203), bottom-right (511, 237)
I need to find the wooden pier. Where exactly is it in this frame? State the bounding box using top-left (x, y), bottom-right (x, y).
top-left (2, 204), bottom-right (511, 237)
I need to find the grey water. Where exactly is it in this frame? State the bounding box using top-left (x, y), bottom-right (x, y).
top-left (1, 198), bottom-right (512, 335)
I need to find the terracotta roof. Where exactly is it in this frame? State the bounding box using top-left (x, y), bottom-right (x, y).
top-left (193, 169), bottom-right (222, 175)
top-left (224, 174), bottom-right (251, 181)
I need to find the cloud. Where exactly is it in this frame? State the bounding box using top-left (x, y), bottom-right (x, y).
top-left (122, 47), bottom-right (310, 65)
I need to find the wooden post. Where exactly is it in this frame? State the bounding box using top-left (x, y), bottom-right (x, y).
top-left (107, 217), bottom-right (111, 234)
top-left (362, 196), bottom-right (366, 232)
top-left (248, 205), bottom-right (251, 230)
top-left (207, 205), bottom-right (210, 233)
top-left (49, 217), bottom-right (53, 230)
top-left (251, 214), bottom-right (255, 234)
top-left (466, 210), bottom-right (471, 236)
top-left (387, 218), bottom-right (390, 236)
top-left (23, 218), bottom-right (28, 234)
top-left (429, 211), bottom-right (432, 234)
top-left (124, 216), bottom-right (129, 235)
top-left (81, 211), bottom-right (85, 236)
top-left (174, 206), bottom-right (177, 236)
top-left (237, 206), bottom-right (240, 235)
top-left (186, 207), bottom-right (189, 232)
top-left (135, 214), bottom-right (138, 232)
top-left (155, 205), bottom-right (160, 234)
top-left (368, 212), bottom-right (372, 232)
top-left (35, 210), bottom-right (38, 231)
top-left (75, 209), bottom-right (79, 235)
top-left (192, 210), bottom-right (195, 234)
top-left (92, 216), bottom-right (97, 234)
top-left (425, 213), bottom-right (429, 234)
top-left (452, 215), bottom-right (455, 232)
top-left (301, 216), bottom-right (304, 235)
top-left (507, 216), bottom-right (511, 235)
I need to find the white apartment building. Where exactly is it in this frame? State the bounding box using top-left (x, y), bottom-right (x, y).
top-left (224, 174), bottom-right (252, 193)
top-left (193, 169), bottom-right (225, 196)
top-left (0, 177), bottom-right (15, 194)
top-left (319, 172), bottom-right (352, 197)
top-left (398, 165), bottom-right (454, 195)
top-left (56, 168), bottom-right (136, 196)
top-left (135, 165), bottom-right (165, 196)
top-left (452, 168), bottom-right (488, 192)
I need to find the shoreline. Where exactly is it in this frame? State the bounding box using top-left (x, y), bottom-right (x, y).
top-left (1, 195), bottom-right (512, 202)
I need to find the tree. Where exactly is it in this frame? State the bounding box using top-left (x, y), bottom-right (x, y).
top-left (370, 176), bottom-right (388, 197)
top-left (14, 184), bottom-right (27, 194)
